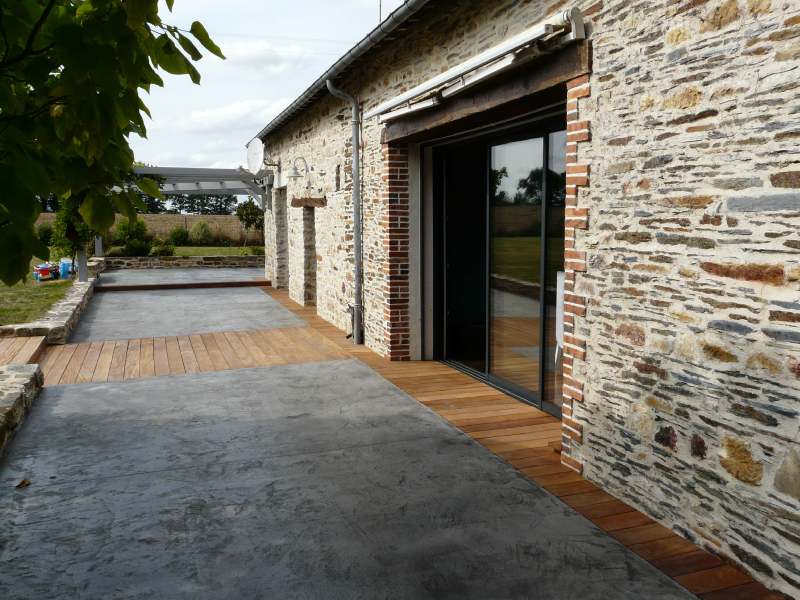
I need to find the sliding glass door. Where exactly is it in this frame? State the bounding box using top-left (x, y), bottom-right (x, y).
top-left (438, 117), bottom-right (567, 416)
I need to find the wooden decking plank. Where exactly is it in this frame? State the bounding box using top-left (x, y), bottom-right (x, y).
top-left (189, 335), bottom-right (216, 372)
top-left (698, 582), bottom-right (788, 600)
top-left (297, 326), bottom-right (351, 359)
top-left (247, 330), bottom-right (288, 365)
top-left (177, 336), bottom-right (201, 373)
top-left (139, 339), bottom-right (155, 378)
top-left (124, 339), bottom-right (141, 379)
top-left (91, 341), bottom-right (116, 382)
top-left (0, 338), bottom-right (13, 357)
top-left (9, 337), bottom-right (46, 365)
top-left (44, 344), bottom-right (77, 386)
top-left (165, 336), bottom-right (185, 374)
top-left (59, 343), bottom-right (91, 385)
top-left (76, 342), bottom-right (104, 383)
top-left (107, 340), bottom-right (129, 381)
top-left (222, 331), bottom-right (258, 368)
top-left (234, 331), bottom-right (270, 366)
top-left (200, 333), bottom-right (229, 371)
top-left (153, 337), bottom-right (170, 376)
top-left (610, 522), bottom-right (678, 546)
top-left (592, 511), bottom-right (656, 533)
top-left (459, 416), bottom-right (559, 433)
top-left (574, 499), bottom-right (637, 520)
top-left (674, 565), bottom-right (753, 595)
top-left (627, 535), bottom-right (700, 561)
top-left (38, 344), bottom-right (64, 374)
top-left (293, 327), bottom-right (345, 361)
top-left (265, 329), bottom-right (313, 363)
top-left (0, 338), bottom-right (27, 364)
top-left (211, 332), bottom-right (243, 369)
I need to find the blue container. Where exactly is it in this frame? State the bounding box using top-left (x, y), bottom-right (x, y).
top-left (59, 261), bottom-right (72, 279)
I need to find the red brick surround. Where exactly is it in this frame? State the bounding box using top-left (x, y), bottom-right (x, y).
top-left (381, 144), bottom-right (411, 361)
top-left (561, 74), bottom-right (591, 473)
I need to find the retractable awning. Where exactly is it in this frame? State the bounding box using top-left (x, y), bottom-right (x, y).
top-left (132, 166), bottom-right (268, 210)
top-left (364, 8), bottom-right (584, 124)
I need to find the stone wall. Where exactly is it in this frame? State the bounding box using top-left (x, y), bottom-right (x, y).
top-left (37, 213), bottom-right (262, 245)
top-left (263, 0), bottom-right (578, 357)
top-left (567, 0), bottom-right (800, 597)
top-left (259, 0), bottom-right (800, 595)
top-left (103, 256), bottom-right (265, 269)
top-left (0, 365), bottom-right (43, 459)
top-left (0, 258), bottom-right (103, 344)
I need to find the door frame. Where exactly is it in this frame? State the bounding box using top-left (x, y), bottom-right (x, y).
top-left (423, 107), bottom-right (567, 418)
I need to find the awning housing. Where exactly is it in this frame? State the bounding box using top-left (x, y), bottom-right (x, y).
top-left (365, 8), bottom-right (584, 123)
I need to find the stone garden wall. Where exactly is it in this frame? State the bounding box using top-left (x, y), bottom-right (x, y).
top-left (103, 256), bottom-right (265, 269)
top-left (0, 365), bottom-right (43, 458)
top-left (259, 0), bottom-right (800, 595)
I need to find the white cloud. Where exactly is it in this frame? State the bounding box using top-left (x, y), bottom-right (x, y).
top-left (166, 98), bottom-right (291, 136)
top-left (220, 41), bottom-right (317, 80)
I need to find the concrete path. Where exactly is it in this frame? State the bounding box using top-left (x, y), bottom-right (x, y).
top-left (96, 267), bottom-right (265, 286)
top-left (0, 363), bottom-right (695, 599)
top-left (1, 271), bottom-right (698, 598)
top-left (69, 288), bottom-right (306, 343)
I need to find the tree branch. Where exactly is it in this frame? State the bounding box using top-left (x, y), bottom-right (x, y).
top-left (0, 0), bottom-right (58, 71)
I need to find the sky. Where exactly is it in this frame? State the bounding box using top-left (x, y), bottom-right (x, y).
top-left (129, 0), bottom-right (406, 171)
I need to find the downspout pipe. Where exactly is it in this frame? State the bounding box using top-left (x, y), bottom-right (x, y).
top-left (326, 79), bottom-right (363, 345)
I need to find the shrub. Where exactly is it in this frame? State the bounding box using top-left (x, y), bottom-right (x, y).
top-left (36, 223), bottom-right (54, 246)
top-left (189, 219), bottom-right (213, 245)
top-left (168, 226), bottom-right (190, 246)
top-left (114, 217), bottom-right (148, 245)
top-left (213, 234), bottom-right (233, 247)
top-left (122, 240), bottom-right (152, 257)
top-left (104, 246), bottom-right (126, 257)
top-left (249, 246), bottom-right (265, 256)
top-left (149, 244), bottom-right (175, 257)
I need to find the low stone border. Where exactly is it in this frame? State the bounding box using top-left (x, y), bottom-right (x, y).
top-left (0, 365), bottom-right (42, 458)
top-left (103, 255), bottom-right (265, 269)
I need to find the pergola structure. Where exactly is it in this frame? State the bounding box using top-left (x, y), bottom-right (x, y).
top-left (132, 166), bottom-right (269, 210)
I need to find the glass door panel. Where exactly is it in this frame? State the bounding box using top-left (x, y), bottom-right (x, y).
top-left (489, 138), bottom-right (544, 395)
top-left (444, 141), bottom-right (488, 373)
top-left (543, 130), bottom-right (567, 411)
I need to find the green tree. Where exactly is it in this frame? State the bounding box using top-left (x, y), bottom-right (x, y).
top-left (51, 194), bottom-right (98, 263)
top-left (235, 198), bottom-right (264, 245)
top-left (0, 0), bottom-right (224, 285)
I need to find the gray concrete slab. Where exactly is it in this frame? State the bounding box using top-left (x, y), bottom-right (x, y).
top-left (0, 362), bottom-right (696, 600)
top-left (68, 287), bottom-right (306, 342)
top-left (97, 267), bottom-right (265, 286)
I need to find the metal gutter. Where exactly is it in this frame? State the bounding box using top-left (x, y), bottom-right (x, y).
top-left (253, 0), bottom-right (432, 142)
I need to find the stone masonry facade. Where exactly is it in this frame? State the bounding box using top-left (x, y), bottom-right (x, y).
top-left (259, 0), bottom-right (800, 595)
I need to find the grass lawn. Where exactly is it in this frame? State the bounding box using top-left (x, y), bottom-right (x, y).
top-left (492, 237), bottom-right (565, 285)
top-left (173, 247), bottom-right (259, 257)
top-left (0, 254), bottom-right (72, 326)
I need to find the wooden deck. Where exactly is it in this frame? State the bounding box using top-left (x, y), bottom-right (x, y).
top-left (261, 288), bottom-right (786, 600)
top-left (0, 336), bottom-right (46, 367)
top-left (30, 285), bottom-right (785, 599)
top-left (37, 327), bottom-right (350, 387)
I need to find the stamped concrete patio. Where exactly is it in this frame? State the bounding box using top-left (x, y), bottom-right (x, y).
top-left (0, 270), bottom-right (743, 598)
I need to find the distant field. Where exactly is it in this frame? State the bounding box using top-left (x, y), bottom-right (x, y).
top-left (492, 237), bottom-right (565, 285)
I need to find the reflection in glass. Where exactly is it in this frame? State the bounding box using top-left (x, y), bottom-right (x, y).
top-left (489, 138), bottom-right (543, 395)
top-left (544, 130), bottom-right (567, 410)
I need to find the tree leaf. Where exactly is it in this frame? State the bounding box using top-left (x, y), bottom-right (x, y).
top-left (177, 33), bottom-right (203, 61)
top-left (166, 0), bottom-right (175, 11)
top-left (135, 177), bottom-right (165, 201)
top-left (78, 190), bottom-right (116, 231)
top-left (124, 0), bottom-right (158, 30)
top-left (189, 22), bottom-right (225, 59)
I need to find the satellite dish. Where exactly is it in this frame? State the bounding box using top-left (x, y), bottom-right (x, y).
top-left (246, 139), bottom-right (267, 178)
